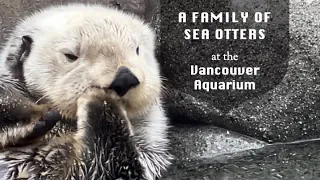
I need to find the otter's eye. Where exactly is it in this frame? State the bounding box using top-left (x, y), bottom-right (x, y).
top-left (64, 53), bottom-right (78, 62)
top-left (136, 46), bottom-right (139, 55)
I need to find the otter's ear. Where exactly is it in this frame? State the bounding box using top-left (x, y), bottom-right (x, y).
top-left (6, 36), bottom-right (33, 81)
top-left (20, 36), bottom-right (33, 59)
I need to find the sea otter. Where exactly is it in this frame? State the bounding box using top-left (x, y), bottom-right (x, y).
top-left (0, 4), bottom-right (171, 179)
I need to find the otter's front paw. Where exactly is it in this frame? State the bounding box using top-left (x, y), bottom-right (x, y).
top-left (24, 108), bottom-right (61, 141)
top-left (77, 89), bottom-right (125, 120)
top-left (5, 105), bottom-right (62, 147)
top-left (76, 89), bottom-right (131, 138)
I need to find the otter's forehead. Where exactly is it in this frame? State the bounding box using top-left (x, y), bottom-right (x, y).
top-left (51, 20), bottom-right (137, 56)
top-left (75, 19), bottom-right (139, 48)
top-left (66, 12), bottom-right (142, 43)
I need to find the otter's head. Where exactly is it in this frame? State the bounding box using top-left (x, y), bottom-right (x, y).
top-left (11, 5), bottom-right (162, 119)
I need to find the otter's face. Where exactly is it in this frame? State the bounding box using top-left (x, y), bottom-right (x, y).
top-left (22, 9), bottom-right (162, 119)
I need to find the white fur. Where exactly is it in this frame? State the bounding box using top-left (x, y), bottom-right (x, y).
top-left (136, 101), bottom-right (172, 179)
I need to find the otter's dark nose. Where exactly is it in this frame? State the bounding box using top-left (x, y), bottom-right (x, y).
top-left (109, 67), bottom-right (140, 96)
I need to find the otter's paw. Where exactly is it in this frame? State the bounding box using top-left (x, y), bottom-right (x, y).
top-left (2, 105), bottom-right (62, 147)
top-left (76, 88), bottom-right (132, 139)
top-left (24, 108), bottom-right (61, 141)
top-left (77, 88), bottom-right (125, 119)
